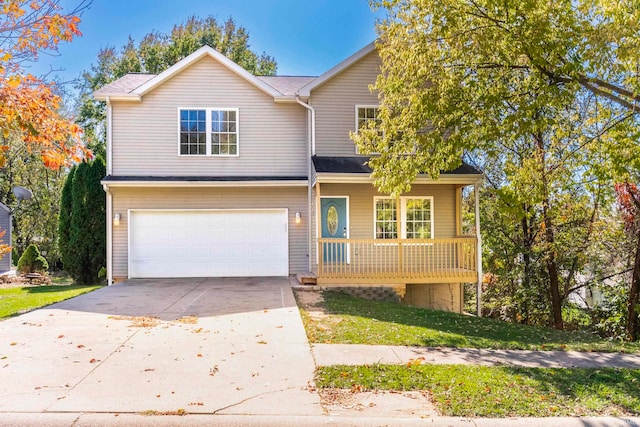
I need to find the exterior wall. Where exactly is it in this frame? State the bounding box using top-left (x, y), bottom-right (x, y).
top-left (0, 207), bottom-right (10, 271)
top-left (404, 283), bottom-right (463, 313)
top-left (111, 56), bottom-right (307, 177)
top-left (311, 182), bottom-right (458, 273)
top-left (110, 186), bottom-right (308, 279)
top-left (319, 183), bottom-right (457, 240)
top-left (311, 50), bottom-right (381, 156)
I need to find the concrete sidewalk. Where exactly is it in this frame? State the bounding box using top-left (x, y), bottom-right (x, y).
top-left (312, 343), bottom-right (640, 368)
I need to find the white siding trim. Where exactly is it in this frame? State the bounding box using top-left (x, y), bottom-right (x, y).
top-left (103, 180), bottom-right (308, 188)
top-left (316, 173), bottom-right (482, 185)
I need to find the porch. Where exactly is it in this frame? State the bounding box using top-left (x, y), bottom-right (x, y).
top-left (317, 236), bottom-right (477, 284)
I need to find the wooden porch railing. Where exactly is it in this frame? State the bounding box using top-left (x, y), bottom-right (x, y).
top-left (317, 237), bottom-right (477, 284)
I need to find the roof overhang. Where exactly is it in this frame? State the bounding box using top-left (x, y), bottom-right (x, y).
top-left (314, 173), bottom-right (482, 186)
top-left (94, 93), bottom-right (142, 102)
top-left (102, 177), bottom-right (308, 189)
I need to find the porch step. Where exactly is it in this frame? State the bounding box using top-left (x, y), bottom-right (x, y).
top-left (296, 272), bottom-right (317, 286)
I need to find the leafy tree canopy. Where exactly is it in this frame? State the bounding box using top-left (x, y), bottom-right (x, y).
top-left (356, 0), bottom-right (640, 194)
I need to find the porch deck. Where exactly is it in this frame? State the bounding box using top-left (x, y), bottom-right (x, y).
top-left (317, 237), bottom-right (478, 284)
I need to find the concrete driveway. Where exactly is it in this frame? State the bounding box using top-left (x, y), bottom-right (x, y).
top-left (0, 278), bottom-right (322, 416)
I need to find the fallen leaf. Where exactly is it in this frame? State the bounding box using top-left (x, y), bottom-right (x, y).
top-left (10, 342), bottom-right (17, 346)
top-left (197, 354), bottom-right (202, 358)
top-left (156, 395), bottom-right (161, 398)
top-left (77, 345), bottom-right (85, 349)
top-left (276, 325), bottom-right (283, 328)
top-left (257, 340), bottom-right (267, 345)
top-left (89, 358), bottom-right (98, 363)
top-left (144, 368), bottom-right (155, 372)
top-left (57, 335), bottom-right (64, 339)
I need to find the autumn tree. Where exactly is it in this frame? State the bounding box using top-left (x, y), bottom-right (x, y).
top-left (77, 16), bottom-right (277, 154)
top-left (357, 0), bottom-right (640, 329)
top-left (0, 0), bottom-right (90, 168)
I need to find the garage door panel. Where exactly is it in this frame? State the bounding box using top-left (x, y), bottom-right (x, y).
top-left (130, 210), bottom-right (288, 278)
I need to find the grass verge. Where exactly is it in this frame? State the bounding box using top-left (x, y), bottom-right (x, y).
top-left (0, 285), bottom-right (102, 318)
top-left (316, 364), bottom-right (640, 417)
top-left (299, 291), bottom-right (640, 352)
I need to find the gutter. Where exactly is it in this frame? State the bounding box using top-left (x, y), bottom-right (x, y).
top-left (295, 96), bottom-right (316, 272)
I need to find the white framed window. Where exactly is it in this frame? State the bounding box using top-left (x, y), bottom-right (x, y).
top-left (355, 105), bottom-right (381, 133)
top-left (373, 196), bottom-right (434, 239)
top-left (179, 108), bottom-right (239, 156)
top-left (355, 105), bottom-right (381, 155)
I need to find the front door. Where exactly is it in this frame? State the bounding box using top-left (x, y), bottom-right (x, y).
top-left (321, 197), bottom-right (348, 263)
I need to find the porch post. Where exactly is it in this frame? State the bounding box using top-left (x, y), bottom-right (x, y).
top-left (474, 182), bottom-right (483, 316)
top-left (396, 197), bottom-right (403, 275)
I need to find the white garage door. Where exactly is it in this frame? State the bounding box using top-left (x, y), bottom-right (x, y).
top-left (129, 209), bottom-right (289, 278)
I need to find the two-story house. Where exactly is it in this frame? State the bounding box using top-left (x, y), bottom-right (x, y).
top-left (95, 42), bottom-right (482, 313)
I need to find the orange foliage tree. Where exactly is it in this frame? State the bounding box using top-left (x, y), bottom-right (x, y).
top-left (0, 0), bottom-right (90, 169)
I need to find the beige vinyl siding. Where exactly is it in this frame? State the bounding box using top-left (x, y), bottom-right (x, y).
top-left (310, 183), bottom-right (458, 274)
top-left (110, 186), bottom-right (307, 279)
top-left (318, 183), bottom-right (457, 240)
top-left (311, 51), bottom-right (381, 156)
top-left (111, 56), bottom-right (307, 176)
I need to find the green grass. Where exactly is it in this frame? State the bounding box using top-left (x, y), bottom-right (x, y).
top-left (299, 291), bottom-right (640, 352)
top-left (316, 364), bottom-right (640, 417)
top-left (0, 285), bottom-right (102, 318)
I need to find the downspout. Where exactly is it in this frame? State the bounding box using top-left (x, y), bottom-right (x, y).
top-left (105, 184), bottom-right (113, 285)
top-left (105, 96), bottom-right (113, 285)
top-left (295, 96), bottom-right (316, 272)
top-left (474, 179), bottom-right (483, 316)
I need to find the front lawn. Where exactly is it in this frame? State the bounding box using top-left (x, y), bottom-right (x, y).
top-left (298, 291), bottom-right (640, 352)
top-left (316, 364), bottom-right (640, 417)
top-left (0, 285), bottom-right (102, 318)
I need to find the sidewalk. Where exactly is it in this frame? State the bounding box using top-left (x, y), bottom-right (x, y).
top-left (311, 343), bottom-right (640, 368)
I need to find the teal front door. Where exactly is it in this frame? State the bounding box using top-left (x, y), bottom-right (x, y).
top-left (321, 197), bottom-right (348, 263)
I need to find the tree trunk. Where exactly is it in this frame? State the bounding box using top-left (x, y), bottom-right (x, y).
top-left (627, 230), bottom-right (640, 341)
top-left (535, 132), bottom-right (564, 330)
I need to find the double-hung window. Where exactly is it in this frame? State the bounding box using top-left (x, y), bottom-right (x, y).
top-left (356, 105), bottom-right (381, 132)
top-left (374, 197), bottom-right (434, 240)
top-left (179, 108), bottom-right (239, 156)
top-left (355, 105), bottom-right (382, 154)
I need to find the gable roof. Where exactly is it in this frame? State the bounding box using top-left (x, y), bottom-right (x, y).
top-left (94, 45), bottom-right (287, 101)
top-left (257, 76), bottom-right (316, 96)
top-left (297, 42), bottom-right (376, 97)
top-left (93, 74), bottom-right (155, 100)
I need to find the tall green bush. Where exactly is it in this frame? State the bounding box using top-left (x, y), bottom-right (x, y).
top-left (58, 165), bottom-right (76, 270)
top-left (58, 158), bottom-right (106, 284)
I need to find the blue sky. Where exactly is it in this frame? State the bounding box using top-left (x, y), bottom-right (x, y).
top-left (27, 0), bottom-right (385, 82)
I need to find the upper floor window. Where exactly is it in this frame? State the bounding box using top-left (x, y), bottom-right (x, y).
top-left (374, 197), bottom-right (434, 240)
top-left (356, 105), bottom-right (381, 133)
top-left (355, 105), bottom-right (381, 155)
top-left (179, 108), bottom-right (239, 156)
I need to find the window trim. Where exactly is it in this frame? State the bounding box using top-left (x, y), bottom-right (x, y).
top-left (177, 107), bottom-right (240, 157)
top-left (354, 104), bottom-right (380, 155)
top-left (373, 196), bottom-right (435, 239)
